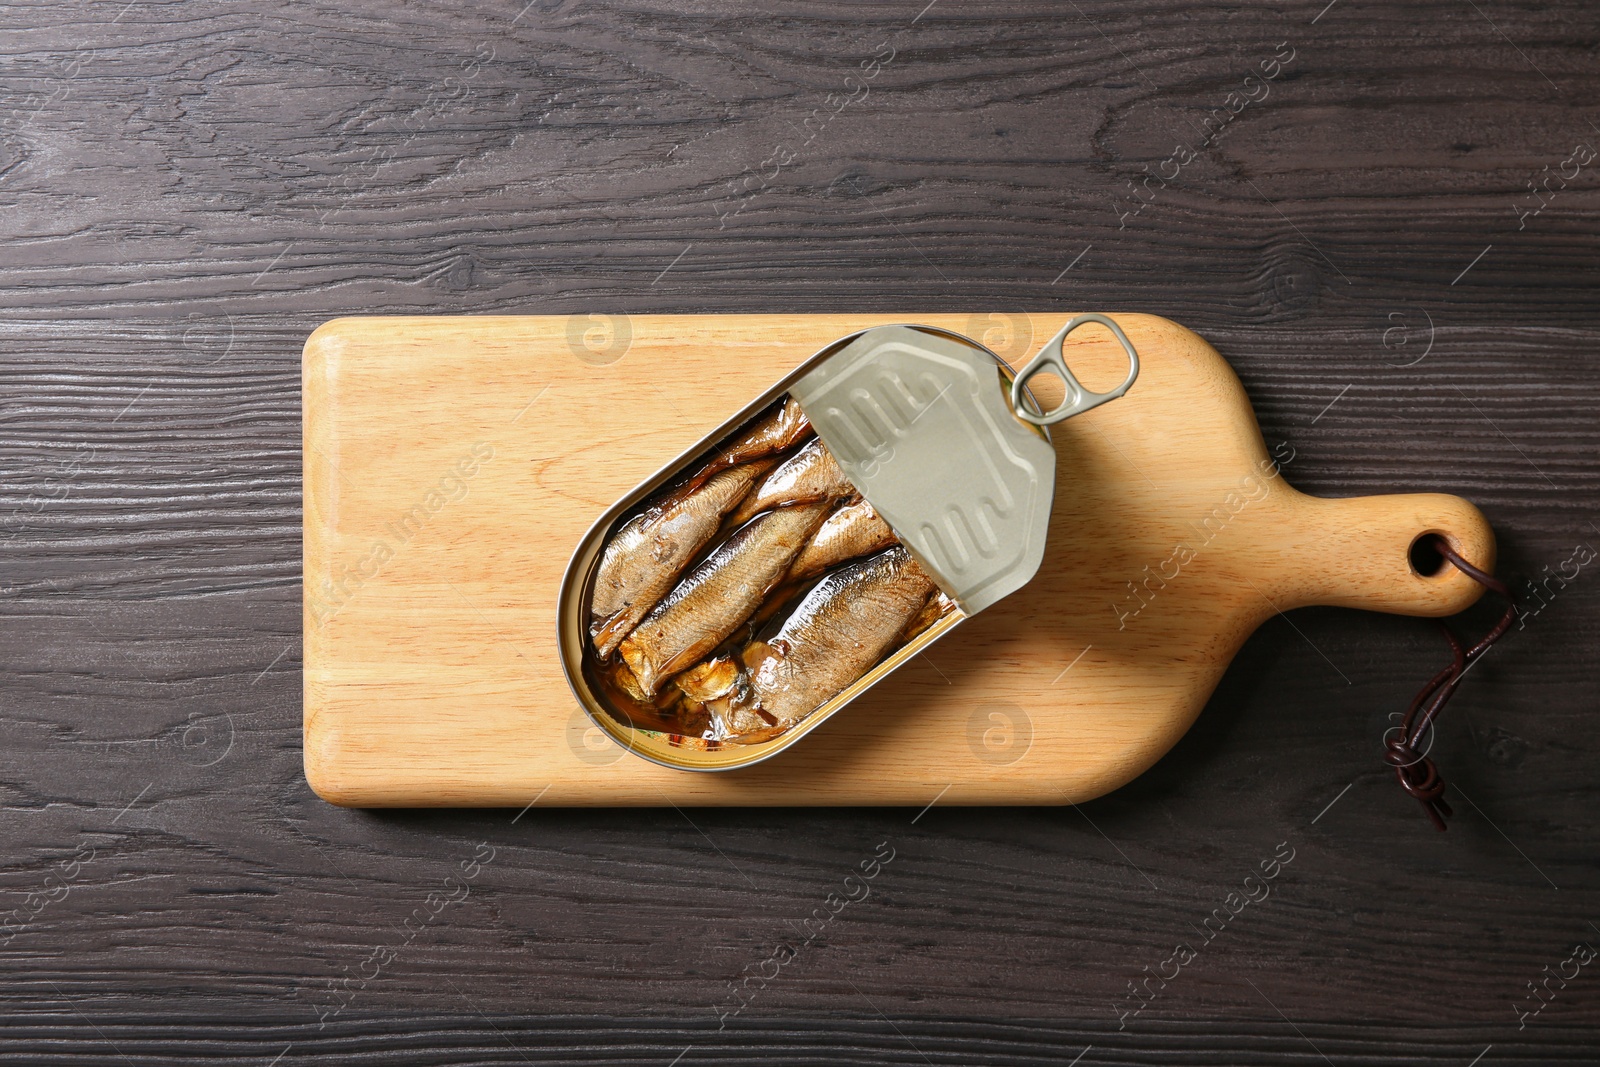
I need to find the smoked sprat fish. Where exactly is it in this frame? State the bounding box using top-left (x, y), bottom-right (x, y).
top-left (618, 500), bottom-right (830, 697)
top-left (726, 546), bottom-right (936, 734)
top-left (673, 656), bottom-right (763, 733)
top-left (727, 438), bottom-right (853, 526)
top-left (589, 460), bottom-right (770, 659)
top-left (787, 498), bottom-right (896, 583)
top-left (689, 397), bottom-right (812, 488)
top-left (589, 398), bottom-right (811, 658)
top-left (901, 590), bottom-right (956, 644)
top-left (584, 389), bottom-right (957, 747)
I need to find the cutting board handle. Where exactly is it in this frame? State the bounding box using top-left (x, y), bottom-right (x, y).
top-left (1268, 488), bottom-right (1497, 617)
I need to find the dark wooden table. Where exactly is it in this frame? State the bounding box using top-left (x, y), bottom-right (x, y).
top-left (4, 0), bottom-right (1597, 1062)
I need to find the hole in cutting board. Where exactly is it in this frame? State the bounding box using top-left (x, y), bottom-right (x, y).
top-left (1409, 533), bottom-right (1447, 577)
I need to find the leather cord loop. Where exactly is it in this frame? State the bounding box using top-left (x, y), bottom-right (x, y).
top-left (1385, 536), bottom-right (1517, 830)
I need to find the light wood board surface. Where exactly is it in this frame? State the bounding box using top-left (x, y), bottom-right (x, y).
top-left (302, 313), bottom-right (1493, 807)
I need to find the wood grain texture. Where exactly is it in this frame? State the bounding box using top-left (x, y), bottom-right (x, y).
top-left (2, 0), bottom-right (1599, 1060)
top-left (303, 312), bottom-right (1494, 805)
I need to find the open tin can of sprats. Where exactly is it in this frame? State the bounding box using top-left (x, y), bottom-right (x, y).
top-left (556, 315), bottom-right (1140, 771)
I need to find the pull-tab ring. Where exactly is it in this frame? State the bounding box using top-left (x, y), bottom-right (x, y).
top-left (1010, 313), bottom-right (1141, 426)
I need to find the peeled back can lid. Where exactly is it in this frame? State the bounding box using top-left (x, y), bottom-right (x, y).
top-left (790, 318), bottom-right (1140, 615)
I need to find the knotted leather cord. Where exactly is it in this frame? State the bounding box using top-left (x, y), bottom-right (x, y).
top-left (1385, 535), bottom-right (1517, 831)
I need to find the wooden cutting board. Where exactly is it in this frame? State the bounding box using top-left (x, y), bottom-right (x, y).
top-left (302, 313), bottom-right (1492, 807)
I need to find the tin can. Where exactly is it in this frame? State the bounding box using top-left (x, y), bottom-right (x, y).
top-left (556, 315), bottom-right (1140, 771)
